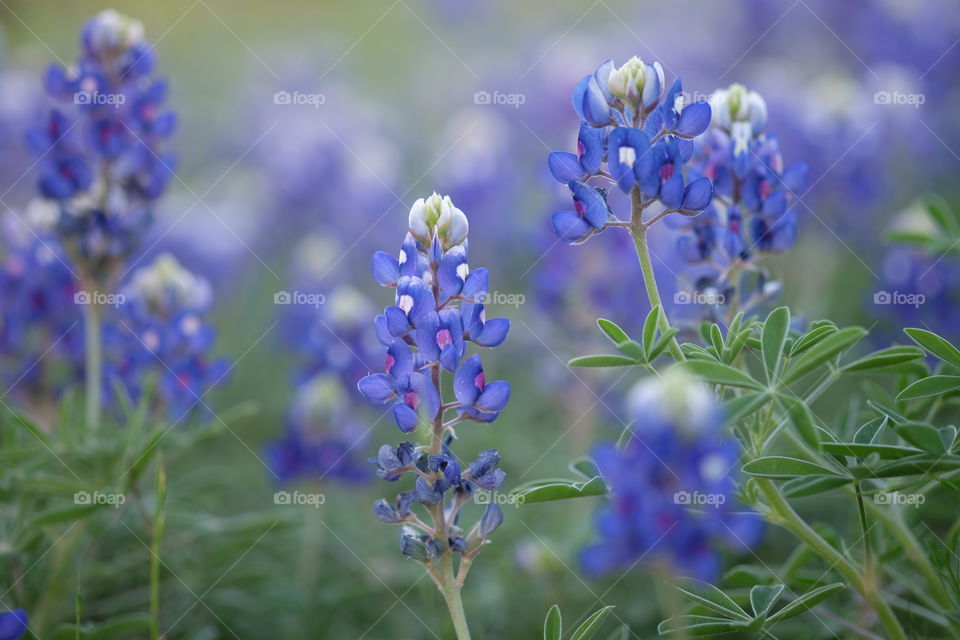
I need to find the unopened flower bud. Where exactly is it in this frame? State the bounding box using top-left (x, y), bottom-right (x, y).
top-left (408, 193), bottom-right (468, 249)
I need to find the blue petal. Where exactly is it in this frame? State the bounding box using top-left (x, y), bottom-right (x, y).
top-left (358, 373), bottom-right (396, 404)
top-left (393, 403), bottom-right (419, 433)
top-left (578, 122), bottom-right (604, 174)
top-left (674, 102), bottom-right (712, 138)
top-left (462, 268), bottom-right (488, 299)
top-left (374, 314), bottom-right (392, 345)
top-left (476, 380), bottom-right (510, 414)
top-left (681, 177), bottom-right (713, 211)
top-left (569, 181), bottom-right (608, 229)
top-left (384, 306), bottom-right (409, 336)
top-left (551, 210), bottom-right (591, 243)
top-left (781, 163), bottom-right (808, 192)
top-left (371, 251), bottom-right (400, 286)
top-left (548, 152), bottom-right (586, 183)
top-left (593, 59), bottom-right (615, 103)
top-left (454, 354), bottom-right (483, 406)
top-left (412, 373), bottom-right (441, 420)
top-left (414, 313), bottom-right (441, 362)
top-left (0, 609), bottom-right (28, 640)
top-left (762, 190), bottom-right (787, 218)
top-left (660, 174), bottom-right (685, 210)
top-left (477, 503), bottom-right (503, 537)
top-left (475, 317), bottom-right (510, 347)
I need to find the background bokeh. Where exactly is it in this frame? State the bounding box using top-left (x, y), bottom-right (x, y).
top-left (1, 0), bottom-right (959, 637)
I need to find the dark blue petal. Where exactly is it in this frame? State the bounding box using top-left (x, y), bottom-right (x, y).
top-left (477, 503), bottom-right (503, 538)
top-left (660, 174), bottom-right (685, 210)
top-left (578, 122), bottom-right (604, 174)
top-left (781, 163), bottom-right (808, 192)
top-left (384, 306), bottom-right (409, 336)
top-left (762, 190), bottom-right (787, 218)
top-left (0, 609), bottom-right (28, 640)
top-left (681, 177), bottom-right (713, 212)
top-left (569, 181), bottom-right (608, 229)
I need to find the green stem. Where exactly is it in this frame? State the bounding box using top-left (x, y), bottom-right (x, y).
top-left (440, 552), bottom-right (471, 640)
top-left (82, 299), bottom-right (102, 429)
top-left (151, 460), bottom-right (166, 640)
top-left (628, 190), bottom-right (684, 362)
top-left (757, 479), bottom-right (906, 640)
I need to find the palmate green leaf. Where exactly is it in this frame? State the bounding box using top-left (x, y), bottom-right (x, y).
top-left (750, 583), bottom-right (784, 618)
top-left (779, 396), bottom-right (820, 450)
top-left (905, 328), bottom-right (960, 369)
top-left (767, 583), bottom-right (845, 623)
top-left (842, 346), bottom-right (926, 372)
top-left (723, 392), bottom-right (771, 423)
top-left (658, 616), bottom-right (751, 635)
top-left (682, 361), bottom-right (765, 391)
top-left (897, 375), bottom-right (960, 401)
top-left (761, 306), bottom-right (791, 384)
top-left (782, 327), bottom-right (867, 385)
top-left (742, 456), bottom-right (844, 479)
top-left (681, 343), bottom-right (716, 361)
top-left (673, 578), bottom-right (750, 620)
top-left (544, 604), bottom-right (562, 640)
top-left (781, 474), bottom-right (851, 498)
top-left (571, 606), bottom-right (615, 640)
top-left (512, 476), bottom-right (607, 504)
top-left (597, 318), bottom-right (630, 345)
top-left (853, 417), bottom-right (886, 444)
top-left (569, 355), bottom-right (639, 368)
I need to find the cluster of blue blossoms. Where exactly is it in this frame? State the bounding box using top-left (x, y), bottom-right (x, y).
top-left (548, 57), bottom-right (714, 243)
top-left (29, 9), bottom-right (175, 284)
top-left (359, 194), bottom-right (509, 562)
top-left (0, 221), bottom-right (82, 398)
top-left (580, 370), bottom-right (761, 580)
top-left (107, 254), bottom-right (228, 419)
top-left (667, 84), bottom-right (808, 315)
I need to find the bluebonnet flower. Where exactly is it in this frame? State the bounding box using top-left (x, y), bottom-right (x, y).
top-left (107, 254), bottom-right (228, 419)
top-left (581, 369), bottom-right (761, 581)
top-left (0, 216), bottom-right (83, 399)
top-left (548, 57), bottom-right (713, 245)
top-left (663, 84), bottom-right (808, 322)
top-left (29, 10), bottom-right (176, 285)
top-left (0, 609), bottom-right (27, 640)
top-left (359, 193), bottom-right (509, 593)
top-left (265, 374), bottom-right (369, 484)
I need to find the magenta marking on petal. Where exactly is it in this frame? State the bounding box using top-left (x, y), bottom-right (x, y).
top-left (405, 392), bottom-right (419, 409)
top-left (436, 328), bottom-right (452, 348)
top-left (759, 179), bottom-right (772, 200)
top-left (574, 199), bottom-right (586, 216)
top-left (474, 372), bottom-right (486, 391)
top-left (385, 353), bottom-right (395, 373)
top-left (660, 162), bottom-right (675, 181)
top-left (577, 140), bottom-right (586, 158)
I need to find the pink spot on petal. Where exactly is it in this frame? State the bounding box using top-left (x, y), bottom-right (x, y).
top-left (385, 353), bottom-right (395, 373)
top-left (436, 329), bottom-right (452, 348)
top-left (405, 392), bottom-right (419, 409)
top-left (474, 372), bottom-right (486, 391)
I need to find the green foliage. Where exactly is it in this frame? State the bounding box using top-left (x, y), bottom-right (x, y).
top-left (543, 604), bottom-right (615, 640)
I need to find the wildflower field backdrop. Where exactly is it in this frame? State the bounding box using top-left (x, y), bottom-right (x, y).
top-left (1, 1), bottom-right (960, 638)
